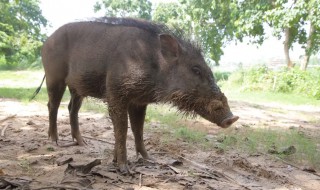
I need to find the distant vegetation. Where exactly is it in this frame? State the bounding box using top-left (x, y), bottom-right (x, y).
top-left (218, 65), bottom-right (320, 100)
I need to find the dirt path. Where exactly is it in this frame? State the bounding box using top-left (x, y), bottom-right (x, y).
top-left (0, 98), bottom-right (319, 190)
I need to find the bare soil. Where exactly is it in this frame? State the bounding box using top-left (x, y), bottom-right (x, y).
top-left (0, 98), bottom-right (320, 190)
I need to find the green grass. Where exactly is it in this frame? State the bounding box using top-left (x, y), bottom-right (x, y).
top-left (174, 127), bottom-right (206, 143)
top-left (216, 127), bottom-right (320, 170)
top-left (222, 86), bottom-right (320, 107)
top-left (145, 104), bottom-right (180, 126)
top-left (81, 98), bottom-right (107, 113)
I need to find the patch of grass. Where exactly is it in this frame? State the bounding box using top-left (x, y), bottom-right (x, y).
top-left (18, 158), bottom-right (33, 173)
top-left (81, 98), bottom-right (107, 113)
top-left (222, 87), bottom-right (320, 107)
top-left (146, 104), bottom-right (180, 126)
top-left (221, 66), bottom-right (320, 99)
top-left (145, 104), bottom-right (212, 149)
top-left (174, 127), bottom-right (206, 143)
top-left (46, 146), bottom-right (55, 152)
top-left (0, 87), bottom-right (70, 102)
top-left (216, 127), bottom-right (320, 170)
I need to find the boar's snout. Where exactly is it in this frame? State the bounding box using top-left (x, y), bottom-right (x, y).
top-left (219, 115), bottom-right (239, 128)
top-left (198, 93), bottom-right (239, 128)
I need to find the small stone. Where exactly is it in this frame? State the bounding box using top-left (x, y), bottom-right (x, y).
top-left (302, 166), bottom-right (316, 173)
top-left (56, 157), bottom-right (73, 166)
top-left (26, 121), bottom-right (35, 125)
top-left (280, 146), bottom-right (296, 155)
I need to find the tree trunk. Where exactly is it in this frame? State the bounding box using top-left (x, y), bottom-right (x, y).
top-left (300, 23), bottom-right (315, 71)
top-left (284, 28), bottom-right (293, 68)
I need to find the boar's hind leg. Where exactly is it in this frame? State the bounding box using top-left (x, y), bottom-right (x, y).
top-left (47, 82), bottom-right (66, 144)
top-left (128, 104), bottom-right (151, 160)
top-left (68, 88), bottom-right (86, 146)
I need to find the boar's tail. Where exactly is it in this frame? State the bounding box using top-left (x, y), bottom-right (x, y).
top-left (30, 75), bottom-right (46, 100)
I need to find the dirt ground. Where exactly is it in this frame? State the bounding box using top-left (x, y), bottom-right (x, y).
top-left (0, 98), bottom-right (320, 190)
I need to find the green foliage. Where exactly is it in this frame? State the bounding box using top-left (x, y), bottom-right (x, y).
top-left (152, 2), bottom-right (180, 25)
top-left (94, 0), bottom-right (319, 68)
top-left (178, 0), bottom-right (239, 65)
top-left (94, 0), bottom-right (152, 20)
top-left (223, 66), bottom-right (320, 99)
top-left (236, 0), bottom-right (320, 69)
top-left (213, 71), bottom-right (231, 82)
top-left (0, 0), bottom-right (47, 70)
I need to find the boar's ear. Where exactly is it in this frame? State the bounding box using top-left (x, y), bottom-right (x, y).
top-left (159, 34), bottom-right (180, 62)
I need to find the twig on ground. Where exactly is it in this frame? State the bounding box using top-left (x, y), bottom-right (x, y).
top-left (167, 165), bottom-right (182, 174)
top-left (66, 159), bottom-right (102, 174)
top-left (32, 185), bottom-right (94, 190)
top-left (178, 155), bottom-right (239, 183)
top-left (1, 124), bottom-right (9, 137)
top-left (59, 142), bottom-right (80, 147)
top-left (109, 183), bottom-right (126, 189)
top-left (139, 173), bottom-right (142, 187)
top-left (150, 151), bottom-right (168, 155)
top-left (0, 114), bottom-right (16, 124)
top-left (82, 135), bottom-right (115, 145)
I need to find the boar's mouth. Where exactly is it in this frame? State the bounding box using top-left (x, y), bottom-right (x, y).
top-left (162, 90), bottom-right (239, 128)
top-left (196, 94), bottom-right (239, 128)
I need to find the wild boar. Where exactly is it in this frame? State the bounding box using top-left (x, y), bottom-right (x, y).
top-left (36, 17), bottom-right (239, 173)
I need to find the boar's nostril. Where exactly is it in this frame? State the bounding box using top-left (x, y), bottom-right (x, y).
top-left (214, 107), bottom-right (223, 111)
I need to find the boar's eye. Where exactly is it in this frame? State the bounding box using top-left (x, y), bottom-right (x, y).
top-left (192, 66), bottom-right (201, 76)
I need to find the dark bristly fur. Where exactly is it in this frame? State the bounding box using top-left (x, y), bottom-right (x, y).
top-left (37, 17), bottom-right (238, 174)
top-left (92, 17), bottom-right (203, 54)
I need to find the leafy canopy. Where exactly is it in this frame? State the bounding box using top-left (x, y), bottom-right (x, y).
top-left (0, 0), bottom-right (47, 69)
top-left (94, 0), bottom-right (152, 20)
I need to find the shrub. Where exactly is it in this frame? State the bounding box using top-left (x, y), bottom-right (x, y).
top-left (224, 65), bottom-right (320, 100)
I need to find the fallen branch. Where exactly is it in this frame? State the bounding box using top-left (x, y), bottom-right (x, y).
top-left (178, 155), bottom-right (238, 183)
top-left (82, 135), bottom-right (114, 145)
top-left (33, 185), bottom-right (94, 190)
top-left (139, 173), bottom-right (142, 187)
top-left (56, 157), bottom-right (74, 166)
top-left (66, 159), bottom-right (102, 174)
top-left (1, 124), bottom-right (9, 137)
top-left (167, 165), bottom-right (182, 174)
top-left (0, 114), bottom-right (16, 124)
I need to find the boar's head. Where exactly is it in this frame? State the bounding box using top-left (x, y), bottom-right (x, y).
top-left (158, 34), bottom-right (239, 128)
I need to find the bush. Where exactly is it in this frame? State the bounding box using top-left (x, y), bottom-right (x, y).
top-left (213, 71), bottom-right (231, 82)
top-left (223, 65), bottom-right (320, 100)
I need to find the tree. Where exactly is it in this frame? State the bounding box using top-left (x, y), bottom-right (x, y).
top-left (0, 0), bottom-right (47, 69)
top-left (94, 0), bottom-right (319, 69)
top-left (153, 0), bottom-right (239, 66)
top-left (236, 0), bottom-right (320, 70)
top-left (299, 0), bottom-right (320, 70)
top-left (152, 2), bottom-right (181, 27)
top-left (94, 0), bottom-right (152, 20)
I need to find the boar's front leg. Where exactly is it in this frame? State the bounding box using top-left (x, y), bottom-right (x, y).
top-left (128, 104), bottom-right (151, 160)
top-left (109, 103), bottom-right (130, 174)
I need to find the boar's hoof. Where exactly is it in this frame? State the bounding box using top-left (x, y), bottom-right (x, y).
top-left (58, 140), bottom-right (87, 147)
top-left (220, 116), bottom-right (239, 128)
top-left (119, 164), bottom-right (131, 175)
